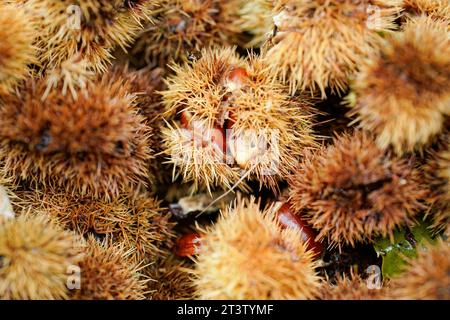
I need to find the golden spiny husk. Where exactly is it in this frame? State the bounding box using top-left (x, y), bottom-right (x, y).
top-left (131, 0), bottom-right (241, 67)
top-left (288, 131), bottom-right (429, 248)
top-left (71, 236), bottom-right (148, 300)
top-left (236, 0), bottom-right (274, 48)
top-left (162, 47), bottom-right (317, 193)
top-left (15, 0), bottom-right (156, 73)
top-left (14, 187), bottom-right (175, 264)
top-left (193, 196), bottom-right (323, 299)
top-left (262, 0), bottom-right (402, 97)
top-left (423, 134), bottom-right (450, 233)
top-left (0, 213), bottom-right (83, 300)
top-left (0, 74), bottom-right (152, 201)
top-left (402, 0), bottom-right (450, 26)
top-left (0, 3), bottom-right (37, 95)
top-left (347, 16), bottom-right (450, 154)
top-left (147, 255), bottom-right (196, 300)
top-left (109, 65), bottom-right (172, 187)
top-left (319, 271), bottom-right (389, 300)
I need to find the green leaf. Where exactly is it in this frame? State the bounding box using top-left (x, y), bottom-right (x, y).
top-left (373, 221), bottom-right (435, 279)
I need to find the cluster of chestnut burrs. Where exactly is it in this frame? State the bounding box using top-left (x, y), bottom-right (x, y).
top-left (0, 0), bottom-right (448, 300)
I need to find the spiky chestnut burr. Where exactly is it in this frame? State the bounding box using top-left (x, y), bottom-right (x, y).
top-left (162, 47), bottom-right (317, 192)
top-left (193, 197), bottom-right (322, 300)
top-left (71, 237), bottom-right (148, 300)
top-left (162, 59), bottom-right (242, 192)
top-left (423, 134), bottom-right (450, 233)
top-left (131, 0), bottom-right (241, 68)
top-left (20, 0), bottom-right (155, 74)
top-left (109, 65), bottom-right (171, 186)
top-left (0, 75), bottom-right (152, 201)
top-left (0, 3), bottom-right (37, 95)
top-left (16, 188), bottom-right (175, 263)
top-left (0, 214), bottom-right (83, 300)
top-left (110, 66), bottom-right (166, 124)
top-left (402, 0), bottom-right (450, 24)
top-left (147, 255), bottom-right (196, 300)
top-left (43, 54), bottom-right (95, 100)
top-left (236, 0), bottom-right (274, 48)
top-left (319, 272), bottom-right (388, 300)
top-left (288, 132), bottom-right (428, 248)
top-left (388, 240), bottom-right (450, 299)
top-left (347, 16), bottom-right (450, 154)
top-left (172, 202), bottom-right (324, 258)
top-left (262, 0), bottom-right (402, 97)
